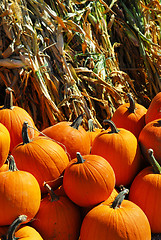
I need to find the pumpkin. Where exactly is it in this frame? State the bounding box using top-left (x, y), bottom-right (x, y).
top-left (129, 149), bottom-right (161, 233)
top-left (145, 91), bottom-right (161, 124)
top-left (0, 155), bottom-right (41, 226)
top-left (31, 182), bottom-right (81, 240)
top-left (12, 121), bottom-right (69, 193)
top-left (0, 123), bottom-right (10, 167)
top-left (0, 215), bottom-right (43, 240)
top-left (63, 152), bottom-right (116, 207)
top-left (0, 87), bottom-right (39, 152)
top-left (80, 188), bottom-right (151, 240)
top-left (111, 93), bottom-right (147, 138)
top-left (41, 114), bottom-right (91, 160)
top-left (87, 119), bottom-right (103, 147)
top-left (138, 119), bottom-right (161, 164)
top-left (91, 119), bottom-right (141, 187)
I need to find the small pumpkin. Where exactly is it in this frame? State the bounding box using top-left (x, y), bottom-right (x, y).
top-left (31, 182), bottom-right (81, 240)
top-left (145, 91), bottom-right (161, 124)
top-left (0, 123), bottom-right (10, 168)
top-left (0, 155), bottom-right (41, 226)
top-left (91, 120), bottom-right (141, 187)
top-left (0, 215), bottom-right (43, 240)
top-left (63, 152), bottom-right (116, 207)
top-left (12, 121), bottom-right (69, 193)
top-left (41, 114), bottom-right (91, 160)
top-left (80, 188), bottom-right (151, 240)
top-left (111, 93), bottom-right (147, 138)
top-left (0, 87), bottom-right (39, 151)
top-left (129, 149), bottom-right (161, 233)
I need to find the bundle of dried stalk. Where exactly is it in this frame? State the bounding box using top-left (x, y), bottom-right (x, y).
top-left (0, 0), bottom-right (160, 130)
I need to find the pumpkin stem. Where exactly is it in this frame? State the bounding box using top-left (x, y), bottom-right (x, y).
top-left (6, 215), bottom-right (27, 240)
top-left (127, 93), bottom-right (136, 113)
top-left (111, 188), bottom-right (129, 209)
top-left (147, 149), bottom-right (161, 174)
top-left (103, 119), bottom-right (119, 133)
top-left (88, 119), bottom-right (94, 132)
top-left (22, 121), bottom-right (30, 144)
top-left (43, 182), bottom-right (59, 202)
top-left (76, 152), bottom-right (85, 164)
top-left (70, 114), bottom-right (84, 130)
top-left (8, 155), bottom-right (18, 172)
top-left (3, 87), bottom-right (14, 109)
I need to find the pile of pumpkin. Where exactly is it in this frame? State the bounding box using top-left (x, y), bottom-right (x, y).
top-left (0, 87), bottom-right (161, 240)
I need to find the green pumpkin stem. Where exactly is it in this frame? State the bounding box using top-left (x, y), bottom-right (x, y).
top-left (43, 182), bottom-right (59, 202)
top-left (70, 114), bottom-right (84, 130)
top-left (127, 93), bottom-right (136, 113)
top-left (88, 119), bottom-right (94, 132)
top-left (76, 152), bottom-right (85, 164)
top-left (103, 119), bottom-right (119, 133)
top-left (6, 215), bottom-right (27, 240)
top-left (111, 188), bottom-right (129, 209)
top-left (4, 87), bottom-right (14, 110)
top-left (8, 155), bottom-right (18, 172)
top-left (22, 121), bottom-right (30, 144)
top-left (147, 149), bottom-right (161, 174)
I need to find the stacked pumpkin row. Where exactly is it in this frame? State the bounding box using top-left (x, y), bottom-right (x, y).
top-left (0, 87), bottom-right (161, 239)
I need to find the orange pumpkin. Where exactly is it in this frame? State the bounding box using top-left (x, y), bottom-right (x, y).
top-left (63, 152), bottom-right (116, 207)
top-left (41, 114), bottom-right (91, 160)
top-left (0, 87), bottom-right (39, 152)
top-left (91, 120), bottom-right (141, 187)
top-left (0, 155), bottom-right (41, 226)
top-left (111, 93), bottom-right (147, 138)
top-left (80, 188), bottom-right (151, 240)
top-left (0, 123), bottom-right (10, 167)
top-left (87, 119), bottom-right (103, 147)
top-left (129, 149), bottom-right (161, 233)
top-left (0, 215), bottom-right (43, 240)
top-left (145, 91), bottom-right (161, 124)
top-left (12, 121), bottom-right (69, 193)
top-left (31, 183), bottom-right (81, 240)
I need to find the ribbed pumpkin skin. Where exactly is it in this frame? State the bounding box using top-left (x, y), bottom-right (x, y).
top-left (91, 128), bottom-right (141, 187)
top-left (138, 119), bottom-right (161, 164)
top-left (129, 166), bottom-right (161, 233)
top-left (0, 170), bottom-right (41, 226)
top-left (0, 106), bottom-right (39, 151)
top-left (80, 199), bottom-right (151, 240)
top-left (42, 122), bottom-right (91, 160)
top-left (63, 154), bottom-right (116, 207)
top-left (0, 123), bottom-right (10, 167)
top-left (145, 92), bottom-right (161, 124)
top-left (111, 103), bottom-right (147, 138)
top-left (12, 136), bottom-right (69, 193)
top-left (31, 195), bottom-right (81, 240)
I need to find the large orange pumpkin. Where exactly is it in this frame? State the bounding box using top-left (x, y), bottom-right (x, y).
top-left (111, 93), bottom-right (147, 138)
top-left (0, 123), bottom-right (10, 168)
top-left (31, 183), bottom-right (81, 240)
top-left (0, 215), bottom-right (43, 240)
top-left (80, 188), bottom-right (151, 240)
top-left (91, 120), bottom-right (141, 187)
top-left (0, 155), bottom-right (41, 226)
top-left (145, 91), bottom-right (161, 124)
top-left (63, 152), bottom-right (116, 207)
top-left (129, 149), bottom-right (161, 233)
top-left (12, 121), bottom-right (69, 193)
top-left (0, 87), bottom-right (39, 152)
top-left (41, 114), bottom-right (91, 160)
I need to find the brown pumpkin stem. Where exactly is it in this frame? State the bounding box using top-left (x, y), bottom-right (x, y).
top-left (43, 182), bottom-right (59, 202)
top-left (76, 152), bottom-right (85, 164)
top-left (70, 114), bottom-right (84, 130)
top-left (22, 121), bottom-right (30, 144)
top-left (127, 93), bottom-right (136, 113)
top-left (3, 87), bottom-right (14, 109)
top-left (147, 149), bottom-right (161, 174)
top-left (6, 215), bottom-right (27, 240)
top-left (8, 155), bottom-right (18, 172)
top-left (103, 119), bottom-right (119, 133)
top-left (111, 188), bottom-right (129, 209)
